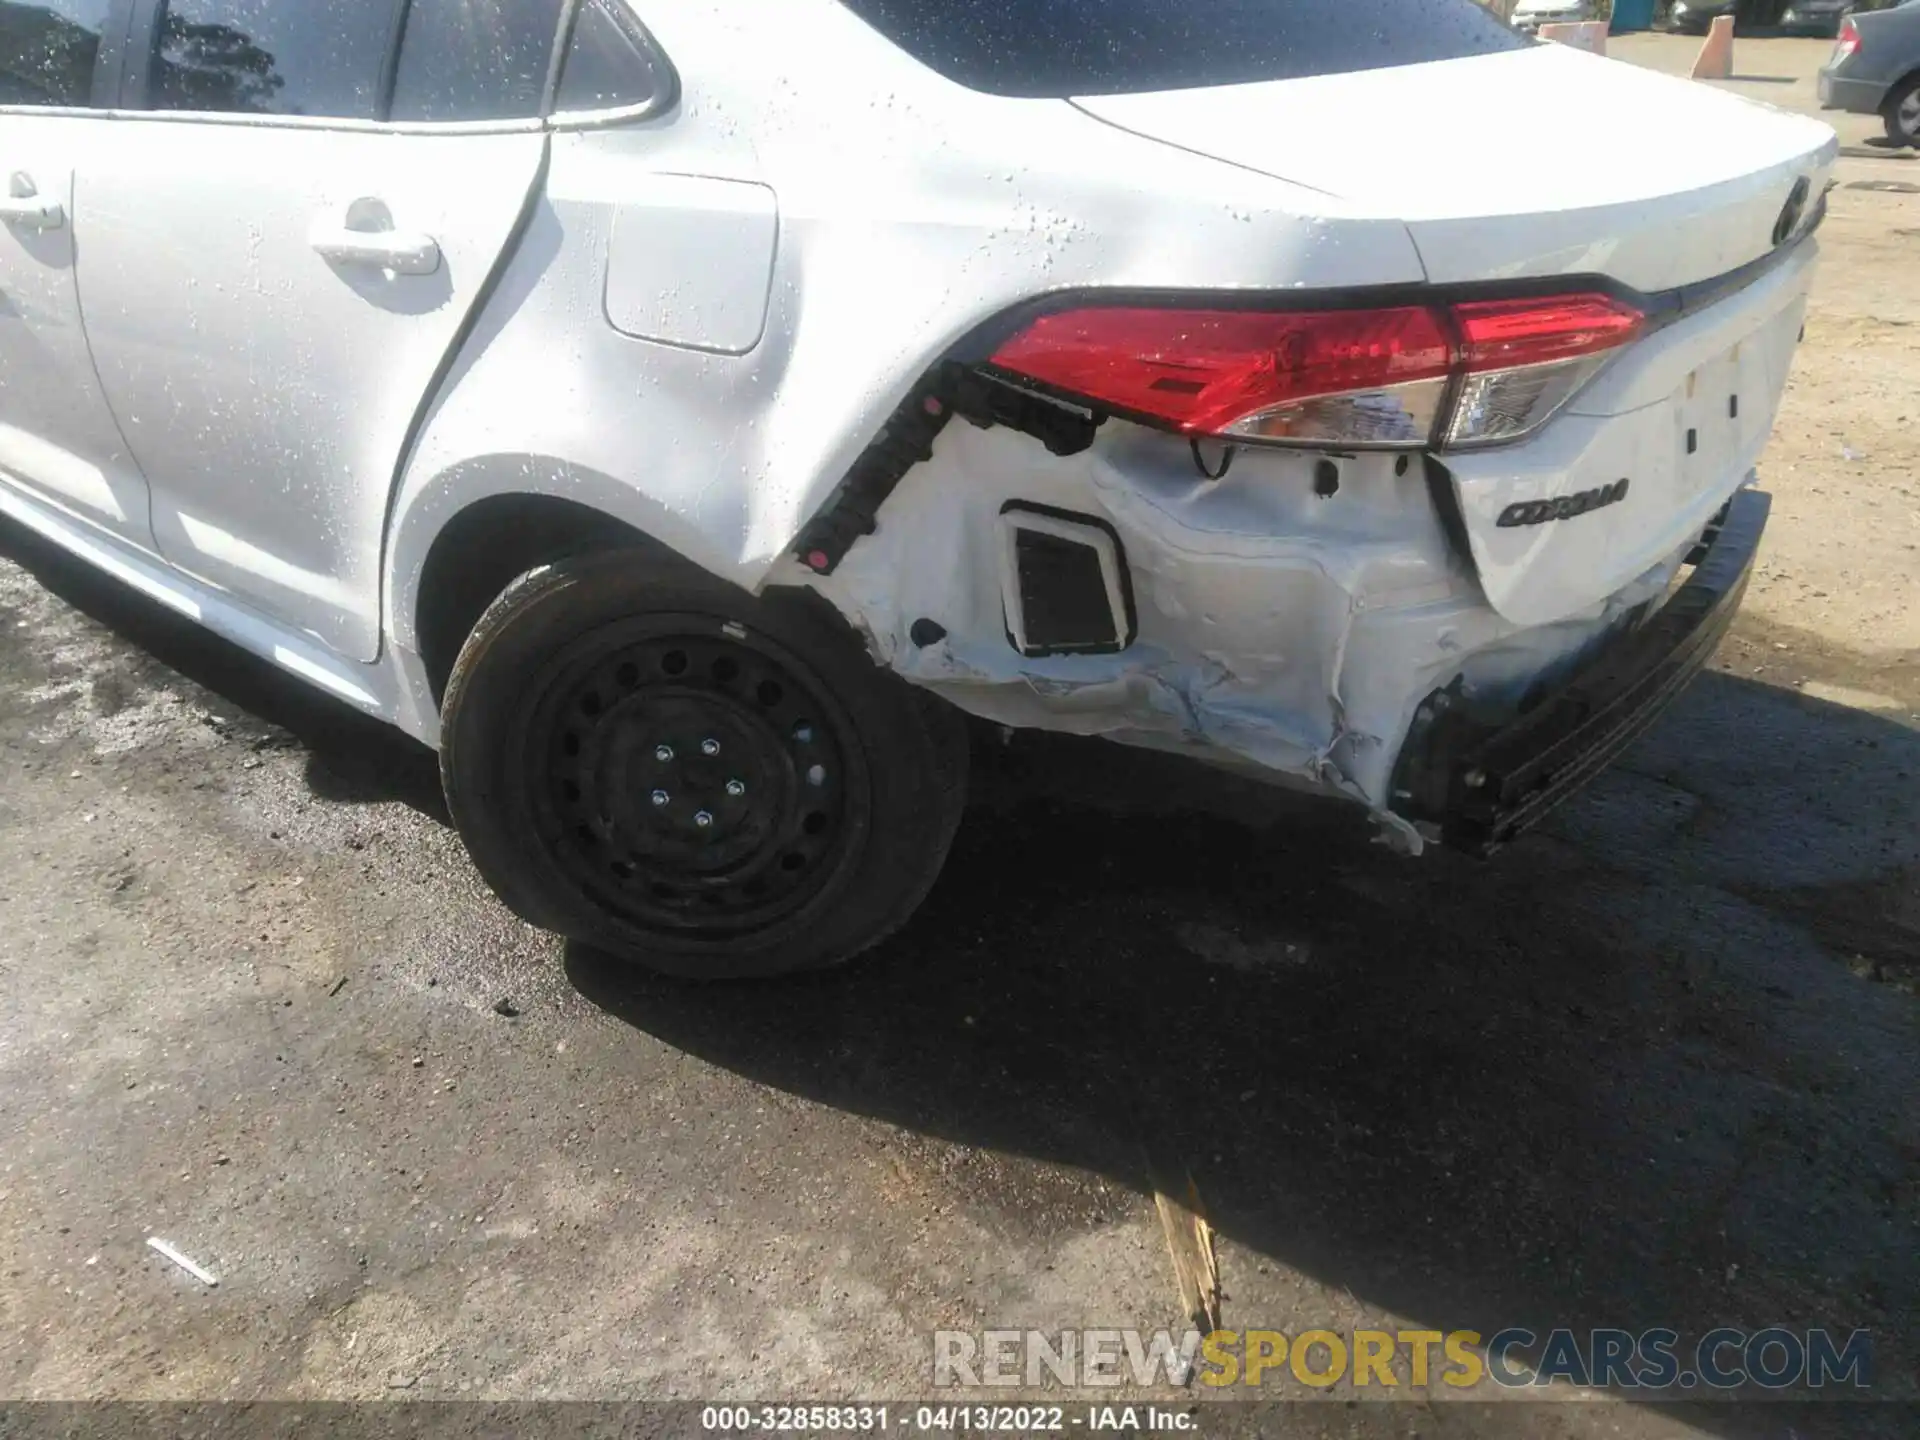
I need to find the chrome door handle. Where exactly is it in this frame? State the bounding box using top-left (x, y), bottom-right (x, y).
top-left (0, 173), bottom-right (64, 231)
top-left (309, 199), bottom-right (440, 276)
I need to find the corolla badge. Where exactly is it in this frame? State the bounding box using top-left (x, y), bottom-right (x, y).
top-left (1497, 478), bottom-right (1631, 529)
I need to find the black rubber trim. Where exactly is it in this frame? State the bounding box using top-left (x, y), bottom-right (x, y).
top-left (1391, 487), bottom-right (1770, 856)
top-left (116, 0), bottom-right (164, 109)
top-left (795, 365), bottom-right (1099, 575)
top-left (375, 0), bottom-right (414, 122)
top-left (539, 0), bottom-right (584, 119)
top-left (92, 0), bottom-right (138, 108)
top-left (1654, 193), bottom-right (1825, 320)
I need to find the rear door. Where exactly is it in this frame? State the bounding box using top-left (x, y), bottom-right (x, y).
top-left (73, 0), bottom-right (558, 660)
top-left (0, 0), bottom-right (154, 547)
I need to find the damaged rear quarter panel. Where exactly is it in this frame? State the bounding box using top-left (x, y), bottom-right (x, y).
top-left (383, 0), bottom-right (1429, 668)
top-left (803, 416), bottom-right (1673, 828)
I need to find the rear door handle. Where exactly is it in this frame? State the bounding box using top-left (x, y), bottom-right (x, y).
top-left (0, 173), bottom-right (65, 231)
top-left (309, 198), bottom-right (440, 276)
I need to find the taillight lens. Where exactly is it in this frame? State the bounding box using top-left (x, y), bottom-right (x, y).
top-left (989, 307), bottom-right (1454, 447)
top-left (1835, 18), bottom-right (1861, 60)
top-left (989, 292), bottom-right (1644, 452)
top-left (1445, 293), bottom-right (1644, 448)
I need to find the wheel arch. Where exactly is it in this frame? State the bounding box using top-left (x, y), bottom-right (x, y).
top-left (1885, 65), bottom-right (1920, 109)
top-left (387, 456), bottom-right (747, 705)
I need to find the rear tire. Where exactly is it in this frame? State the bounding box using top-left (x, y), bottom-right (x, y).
top-left (439, 552), bottom-right (968, 979)
top-left (1885, 76), bottom-right (1920, 148)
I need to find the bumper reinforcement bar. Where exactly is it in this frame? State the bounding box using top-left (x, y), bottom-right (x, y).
top-left (1392, 486), bottom-right (1771, 855)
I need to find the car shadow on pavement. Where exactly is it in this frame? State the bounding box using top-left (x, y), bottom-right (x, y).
top-left (0, 516), bottom-right (447, 821)
top-left (6, 513), bottom-right (1915, 1427)
top-left (569, 678), bottom-right (1920, 1430)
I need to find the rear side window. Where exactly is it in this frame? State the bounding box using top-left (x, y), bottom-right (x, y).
top-left (554, 0), bottom-right (669, 113)
top-left (390, 0), bottom-right (566, 123)
top-left (837, 0), bottom-right (1529, 97)
top-left (0, 0), bottom-right (113, 107)
top-left (148, 0), bottom-right (395, 118)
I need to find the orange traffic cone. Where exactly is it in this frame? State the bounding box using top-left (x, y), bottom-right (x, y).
top-left (1691, 15), bottom-right (1735, 81)
top-left (1538, 20), bottom-right (1609, 56)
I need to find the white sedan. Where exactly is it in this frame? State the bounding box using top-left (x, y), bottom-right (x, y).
top-left (0, 0), bottom-right (1835, 976)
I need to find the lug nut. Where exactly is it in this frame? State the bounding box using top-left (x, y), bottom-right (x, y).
top-left (654, 745), bottom-right (674, 762)
top-left (701, 739), bottom-right (721, 757)
top-left (651, 790), bottom-right (670, 807)
top-left (694, 810), bottom-right (714, 828)
top-left (725, 780), bottom-right (746, 797)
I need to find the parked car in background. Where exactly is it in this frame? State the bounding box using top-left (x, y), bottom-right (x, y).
top-left (1511, 0), bottom-right (1598, 33)
top-left (1671, 1), bottom-right (1748, 35)
top-left (1821, 1), bottom-right (1920, 142)
top-left (1675, 0), bottom-right (1903, 37)
top-left (1784, 2), bottom-right (1866, 37)
top-left (0, 0), bottom-right (1837, 978)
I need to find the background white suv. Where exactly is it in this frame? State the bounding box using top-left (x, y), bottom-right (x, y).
top-left (0, 0), bottom-right (1834, 976)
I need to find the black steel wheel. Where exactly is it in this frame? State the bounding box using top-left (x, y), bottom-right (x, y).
top-left (440, 552), bottom-right (968, 979)
top-left (1887, 76), bottom-right (1920, 149)
top-left (524, 619), bottom-right (867, 936)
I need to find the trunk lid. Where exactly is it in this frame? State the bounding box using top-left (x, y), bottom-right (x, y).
top-left (1443, 239), bottom-right (1815, 625)
top-left (1075, 43), bottom-right (1835, 625)
top-left (1071, 44), bottom-right (1837, 294)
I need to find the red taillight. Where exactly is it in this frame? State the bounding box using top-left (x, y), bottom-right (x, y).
top-left (1835, 18), bottom-right (1861, 60)
top-left (1452, 294), bottom-right (1644, 371)
top-left (988, 293), bottom-right (1644, 451)
top-left (989, 307), bottom-right (1453, 440)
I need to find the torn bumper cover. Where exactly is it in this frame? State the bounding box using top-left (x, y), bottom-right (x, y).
top-left (1392, 487), bottom-right (1769, 855)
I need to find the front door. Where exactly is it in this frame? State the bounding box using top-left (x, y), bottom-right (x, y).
top-left (73, 0), bottom-right (554, 660)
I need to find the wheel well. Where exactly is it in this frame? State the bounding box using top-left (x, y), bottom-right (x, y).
top-left (414, 494), bottom-right (682, 704)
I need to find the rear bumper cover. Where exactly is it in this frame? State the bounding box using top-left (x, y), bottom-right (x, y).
top-left (1818, 70), bottom-right (1885, 115)
top-left (1391, 486), bottom-right (1769, 854)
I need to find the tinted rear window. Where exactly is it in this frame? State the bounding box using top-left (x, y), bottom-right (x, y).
top-left (554, 0), bottom-right (670, 113)
top-left (389, 0), bottom-right (564, 122)
top-left (838, 0), bottom-right (1528, 97)
top-left (1, 0), bottom-right (113, 108)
